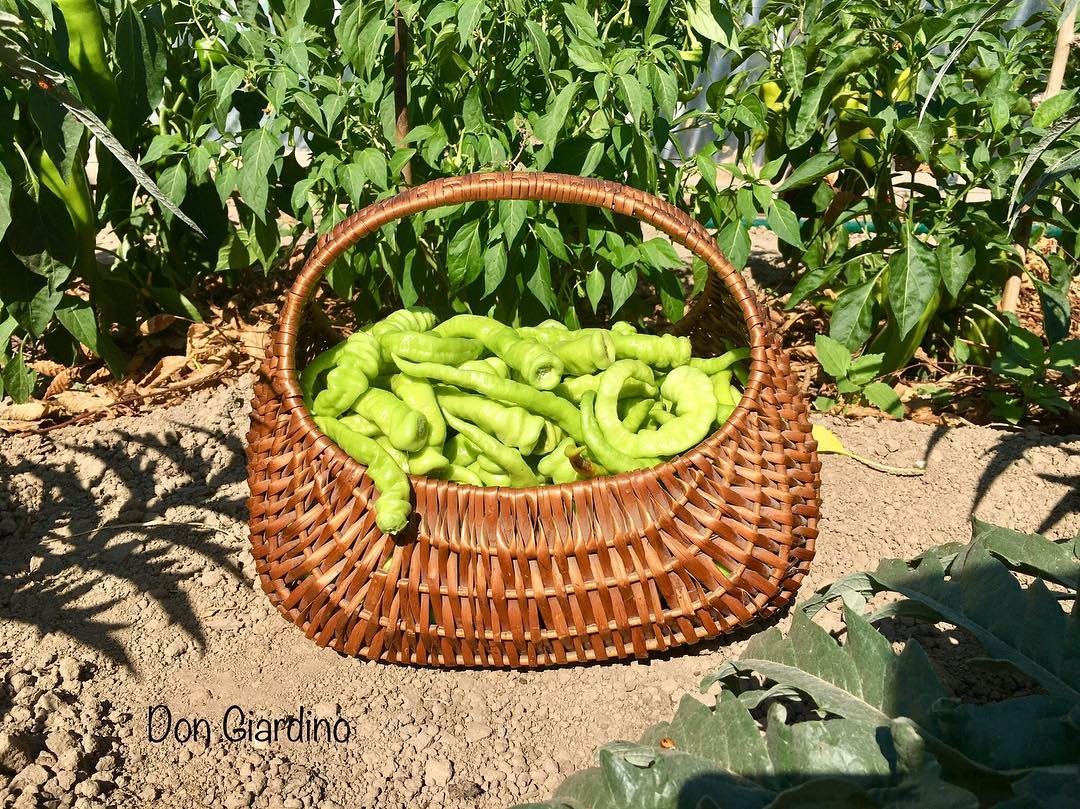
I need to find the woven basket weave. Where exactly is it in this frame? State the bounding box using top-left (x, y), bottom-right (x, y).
top-left (245, 171), bottom-right (820, 668)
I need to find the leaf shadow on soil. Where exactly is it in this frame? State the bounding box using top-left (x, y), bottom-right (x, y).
top-left (0, 421), bottom-right (248, 678)
top-left (968, 435), bottom-right (1080, 535)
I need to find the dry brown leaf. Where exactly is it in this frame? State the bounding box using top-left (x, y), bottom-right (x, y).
top-left (29, 359), bottom-right (68, 377)
top-left (44, 369), bottom-right (74, 399)
top-left (137, 355), bottom-right (189, 392)
top-left (53, 390), bottom-right (114, 414)
top-left (0, 400), bottom-right (59, 421)
top-left (138, 313), bottom-right (182, 336)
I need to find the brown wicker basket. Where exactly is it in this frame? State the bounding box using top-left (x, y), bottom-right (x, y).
top-left (245, 171), bottom-right (820, 668)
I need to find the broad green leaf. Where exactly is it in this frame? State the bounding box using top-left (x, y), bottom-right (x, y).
top-left (938, 239), bottom-right (976, 298)
top-left (887, 234), bottom-right (940, 339)
top-left (786, 263), bottom-right (842, 309)
top-left (456, 0), bottom-right (486, 48)
top-left (28, 89), bottom-right (83, 181)
top-left (969, 520), bottom-right (1079, 592)
top-left (500, 200), bottom-right (528, 246)
top-left (715, 221), bottom-right (750, 270)
top-left (527, 249), bottom-right (556, 313)
top-left (639, 238), bottom-right (682, 269)
top-left (686, 0), bottom-right (737, 49)
top-left (618, 73), bottom-right (646, 125)
top-left (776, 154), bottom-right (843, 192)
top-left (0, 161), bottom-right (10, 240)
top-left (482, 243), bottom-right (507, 297)
top-left (2, 350), bottom-right (35, 404)
top-left (524, 20), bottom-right (551, 79)
top-left (847, 352), bottom-right (884, 386)
top-left (114, 6), bottom-right (166, 134)
top-left (649, 65), bottom-right (677, 118)
top-left (156, 163), bottom-right (188, 215)
top-left (585, 268), bottom-right (604, 312)
top-left (535, 81), bottom-right (580, 146)
top-left (447, 218), bottom-right (483, 289)
top-left (782, 44), bottom-right (806, 95)
top-left (238, 128), bottom-right (280, 220)
top-left (767, 199), bottom-right (803, 248)
top-left (1033, 88), bottom-right (1077, 129)
top-left (338, 162), bottom-right (367, 206)
top-left (815, 334), bottom-right (851, 379)
top-left (869, 542), bottom-right (1080, 699)
top-left (791, 46), bottom-right (880, 147)
top-left (863, 381), bottom-right (903, 417)
top-left (54, 295), bottom-right (107, 360)
top-left (211, 65), bottom-right (246, 116)
top-left (0, 259), bottom-right (63, 339)
top-left (561, 2), bottom-right (600, 45)
top-left (535, 222), bottom-right (570, 262)
top-left (830, 275), bottom-right (880, 350)
top-left (609, 267), bottom-right (637, 315)
top-left (356, 148), bottom-right (388, 190)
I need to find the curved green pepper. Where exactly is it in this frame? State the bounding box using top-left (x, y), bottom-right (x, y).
top-left (314, 415), bottom-right (411, 533)
top-left (689, 347), bottom-right (751, 375)
top-left (580, 392), bottom-right (660, 473)
top-left (350, 387), bottom-right (429, 452)
top-left (611, 332), bottom-right (692, 368)
top-left (435, 314), bottom-right (564, 390)
top-left (435, 387), bottom-right (546, 454)
top-left (443, 412), bottom-right (541, 487)
top-left (595, 362), bottom-right (716, 457)
top-left (380, 331), bottom-right (484, 366)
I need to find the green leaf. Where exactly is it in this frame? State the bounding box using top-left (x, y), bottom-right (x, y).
top-left (482, 243), bottom-right (507, 298)
top-left (887, 234), bottom-right (940, 339)
top-left (156, 163), bottom-right (188, 215)
top-left (868, 543), bottom-right (1080, 699)
top-left (534, 222), bottom-right (570, 262)
top-left (527, 248), bottom-right (556, 313)
top-left (863, 381), bottom-right (903, 417)
top-left (114, 6), bottom-right (166, 135)
top-left (609, 267), bottom-right (637, 315)
top-left (938, 239), bottom-right (976, 298)
top-left (776, 154), bottom-right (843, 192)
top-left (211, 65), bottom-right (246, 117)
top-left (338, 162), bottom-right (367, 207)
top-left (447, 217), bottom-right (483, 289)
top-left (968, 520), bottom-right (1079, 593)
top-left (1033, 89), bottom-right (1077, 129)
top-left (54, 295), bottom-right (99, 354)
top-left (2, 350), bottom-right (35, 404)
top-left (767, 199), bottom-right (803, 248)
top-left (848, 353), bottom-right (884, 386)
top-left (561, 2), bottom-right (600, 45)
top-left (535, 81), bottom-right (580, 146)
top-left (791, 46), bottom-right (880, 147)
top-left (0, 161), bottom-right (11, 241)
top-left (686, 0), bottom-right (737, 49)
top-left (830, 275), bottom-right (881, 350)
top-left (0, 258), bottom-right (63, 339)
top-left (356, 148), bottom-right (388, 190)
top-left (238, 128), bottom-right (280, 221)
top-left (715, 221), bottom-right (750, 270)
top-left (499, 199), bottom-right (527, 247)
top-left (585, 268), bottom-right (604, 313)
top-left (524, 20), bottom-right (551, 79)
top-left (618, 73), bottom-right (646, 125)
top-left (815, 334), bottom-right (852, 380)
top-left (456, 0), bottom-right (486, 48)
top-left (649, 65), bottom-right (678, 118)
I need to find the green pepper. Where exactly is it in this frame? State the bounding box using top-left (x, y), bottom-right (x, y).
top-left (390, 374), bottom-right (446, 447)
top-left (314, 415), bottom-right (411, 533)
top-left (380, 331), bottom-right (484, 366)
top-left (610, 332), bottom-right (692, 368)
top-left (689, 347), bottom-right (751, 375)
top-left (369, 308), bottom-right (437, 339)
top-left (595, 362), bottom-right (716, 457)
top-left (350, 387), bottom-right (429, 452)
top-left (435, 387), bottom-right (546, 454)
top-left (55, 0), bottom-right (116, 113)
top-left (580, 392), bottom-right (660, 473)
top-left (434, 314), bottom-right (564, 390)
top-left (555, 372), bottom-right (658, 403)
top-left (443, 412), bottom-right (540, 487)
top-left (536, 437), bottom-right (580, 484)
top-left (393, 358), bottom-right (584, 442)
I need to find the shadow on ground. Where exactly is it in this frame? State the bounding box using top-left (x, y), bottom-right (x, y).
top-left (0, 421), bottom-right (248, 672)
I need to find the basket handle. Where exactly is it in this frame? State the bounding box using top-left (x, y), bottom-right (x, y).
top-left (273, 171), bottom-right (768, 402)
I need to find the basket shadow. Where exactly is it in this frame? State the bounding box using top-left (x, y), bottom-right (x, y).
top-left (0, 421), bottom-right (248, 683)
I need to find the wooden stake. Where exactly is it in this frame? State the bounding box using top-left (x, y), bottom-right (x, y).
top-left (393, 1), bottom-right (412, 185)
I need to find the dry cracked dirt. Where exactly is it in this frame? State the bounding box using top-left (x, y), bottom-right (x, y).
top-left (1, 378), bottom-right (1077, 808)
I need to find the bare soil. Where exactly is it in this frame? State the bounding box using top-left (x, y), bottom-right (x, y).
top-left (0, 379), bottom-right (1077, 809)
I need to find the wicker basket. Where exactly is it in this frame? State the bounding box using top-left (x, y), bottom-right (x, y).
top-left (245, 171), bottom-right (820, 668)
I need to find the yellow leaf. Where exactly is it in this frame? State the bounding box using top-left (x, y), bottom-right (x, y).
top-left (811, 424), bottom-right (851, 457)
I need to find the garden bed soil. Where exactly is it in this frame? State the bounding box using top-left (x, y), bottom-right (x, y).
top-left (1, 379), bottom-right (1077, 808)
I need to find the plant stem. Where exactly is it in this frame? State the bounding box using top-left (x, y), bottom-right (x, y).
top-left (393, 0), bottom-right (412, 184)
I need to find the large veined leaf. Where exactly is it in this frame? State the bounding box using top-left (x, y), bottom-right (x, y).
top-left (969, 520), bottom-right (1080, 590)
top-left (515, 692), bottom-right (975, 809)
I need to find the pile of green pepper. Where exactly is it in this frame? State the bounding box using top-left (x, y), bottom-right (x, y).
top-left (302, 309), bottom-right (750, 533)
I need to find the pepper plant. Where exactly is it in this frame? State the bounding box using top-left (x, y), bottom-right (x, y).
top-left (688, 0), bottom-right (1079, 381)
